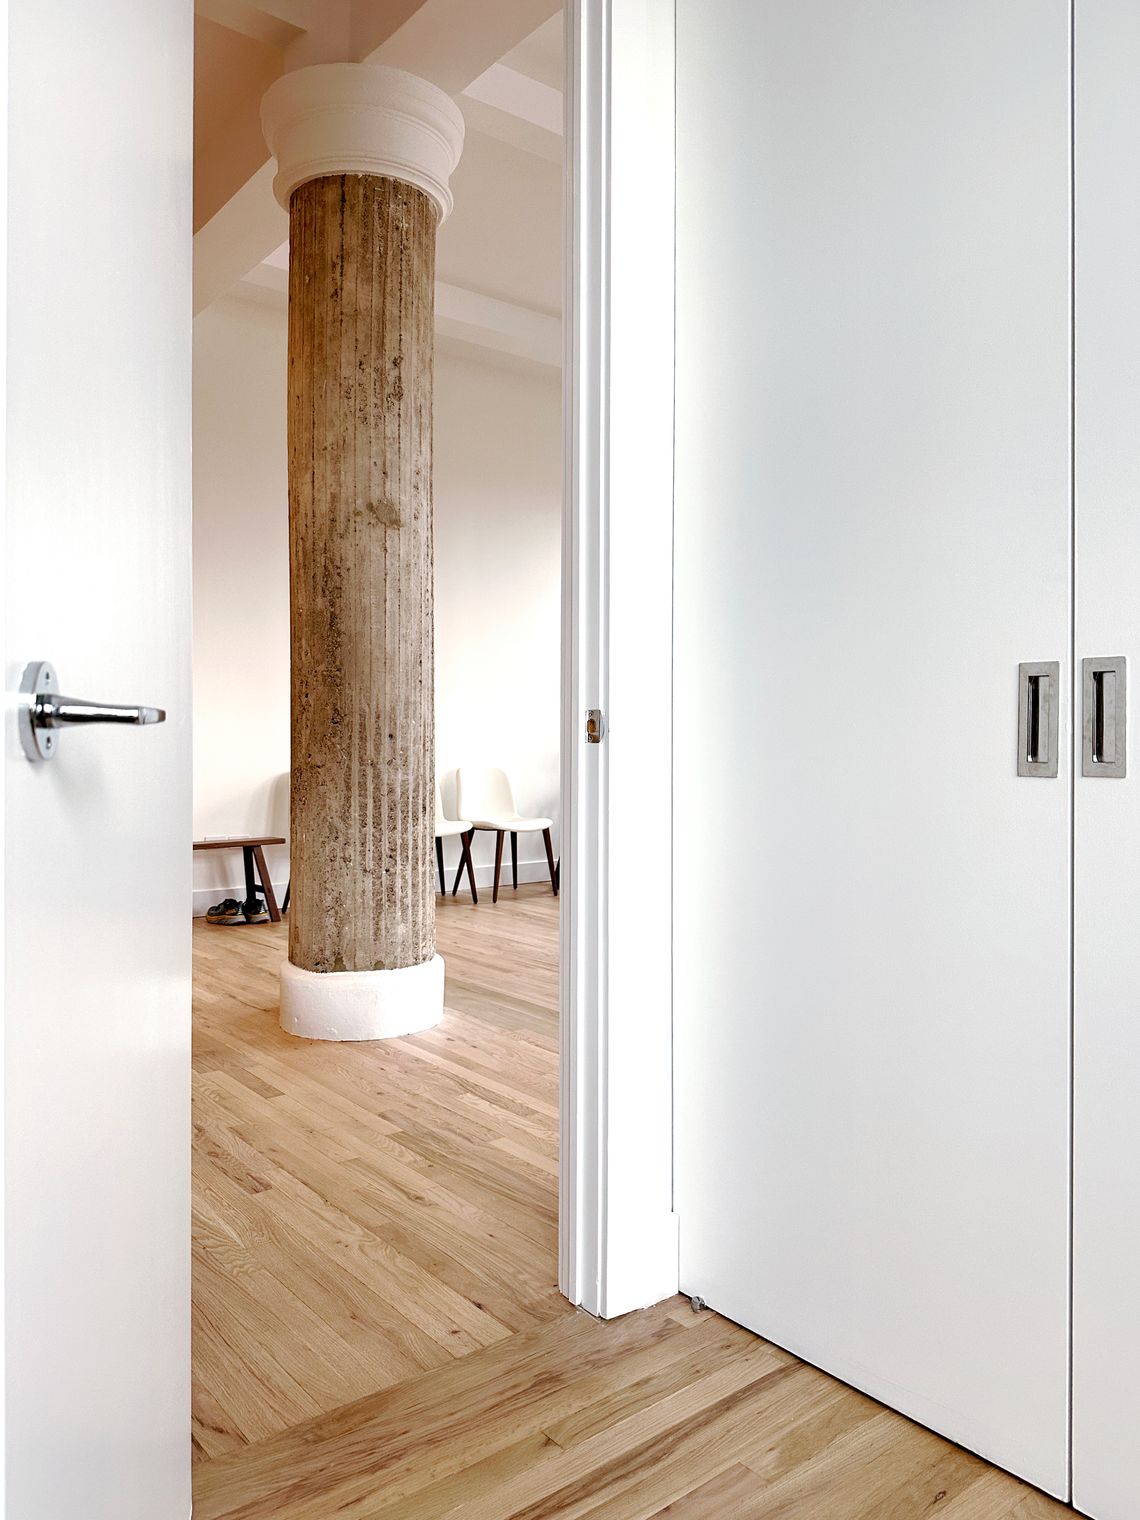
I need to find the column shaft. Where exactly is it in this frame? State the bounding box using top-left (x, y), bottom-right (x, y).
top-left (287, 173), bottom-right (437, 974)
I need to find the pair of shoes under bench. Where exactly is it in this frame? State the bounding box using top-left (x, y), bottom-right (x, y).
top-left (205, 896), bottom-right (268, 925)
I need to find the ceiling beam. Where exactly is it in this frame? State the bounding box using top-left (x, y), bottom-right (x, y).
top-left (194, 162), bottom-right (287, 315)
top-left (232, 259), bottom-right (561, 370)
top-left (195, 0), bottom-right (312, 50)
top-left (194, 0), bottom-right (562, 313)
top-left (356, 0), bottom-right (561, 93)
top-left (464, 62), bottom-right (561, 133)
top-left (460, 62), bottom-right (561, 163)
top-left (434, 281), bottom-right (560, 367)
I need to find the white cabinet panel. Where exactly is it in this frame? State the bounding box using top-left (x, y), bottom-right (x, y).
top-left (1072, 4), bottom-right (1140, 1516)
top-left (674, 0), bottom-right (1072, 1495)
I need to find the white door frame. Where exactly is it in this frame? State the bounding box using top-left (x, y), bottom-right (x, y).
top-left (0, 0), bottom-right (8, 1496)
top-left (559, 0), bottom-right (679, 1319)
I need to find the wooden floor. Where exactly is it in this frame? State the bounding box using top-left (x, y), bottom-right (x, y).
top-left (192, 887), bottom-right (1077, 1519)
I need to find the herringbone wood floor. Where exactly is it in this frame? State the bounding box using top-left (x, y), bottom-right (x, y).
top-left (191, 886), bottom-right (1075, 1518)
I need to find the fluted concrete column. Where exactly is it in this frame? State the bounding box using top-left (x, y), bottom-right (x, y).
top-left (261, 64), bottom-right (463, 1039)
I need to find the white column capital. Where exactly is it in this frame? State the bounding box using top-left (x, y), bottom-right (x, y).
top-left (261, 62), bottom-right (465, 221)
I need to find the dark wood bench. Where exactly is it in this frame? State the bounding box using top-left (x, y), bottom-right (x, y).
top-left (193, 836), bottom-right (285, 923)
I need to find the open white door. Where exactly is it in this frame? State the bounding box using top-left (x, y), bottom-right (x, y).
top-left (3, 1), bottom-right (192, 1515)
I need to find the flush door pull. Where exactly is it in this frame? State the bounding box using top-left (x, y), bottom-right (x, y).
top-left (1082, 655), bottom-right (1127, 778)
top-left (1018, 661), bottom-right (1060, 778)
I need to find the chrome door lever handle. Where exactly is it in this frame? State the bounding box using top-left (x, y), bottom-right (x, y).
top-left (18, 660), bottom-right (166, 762)
top-left (35, 694), bottom-right (166, 728)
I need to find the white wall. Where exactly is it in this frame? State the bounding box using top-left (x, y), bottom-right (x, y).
top-left (193, 294), bottom-right (290, 910)
top-left (434, 346), bottom-right (562, 885)
top-left (192, 295), bottom-right (561, 912)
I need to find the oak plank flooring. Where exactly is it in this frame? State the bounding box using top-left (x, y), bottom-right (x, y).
top-left (193, 887), bottom-right (1079, 1518)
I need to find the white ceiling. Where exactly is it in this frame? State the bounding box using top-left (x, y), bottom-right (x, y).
top-left (194, 0), bottom-right (564, 369)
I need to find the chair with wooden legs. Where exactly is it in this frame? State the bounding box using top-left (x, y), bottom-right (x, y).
top-left (455, 766), bottom-right (558, 905)
top-left (436, 783), bottom-right (477, 902)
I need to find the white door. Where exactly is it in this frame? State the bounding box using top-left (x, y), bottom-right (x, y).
top-left (674, 0), bottom-right (1073, 1496)
top-left (4, 0), bottom-right (192, 1515)
top-left (1072, 4), bottom-right (1140, 1516)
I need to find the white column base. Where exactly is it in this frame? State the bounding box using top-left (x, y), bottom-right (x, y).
top-left (279, 953), bottom-right (444, 1041)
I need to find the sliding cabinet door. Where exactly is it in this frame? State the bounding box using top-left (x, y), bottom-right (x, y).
top-left (674, 0), bottom-right (1073, 1495)
top-left (1072, 5), bottom-right (1140, 1516)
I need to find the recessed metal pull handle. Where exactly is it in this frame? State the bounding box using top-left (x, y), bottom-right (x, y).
top-left (1082, 656), bottom-right (1127, 778)
top-left (1018, 661), bottom-right (1059, 778)
top-left (18, 660), bottom-right (166, 762)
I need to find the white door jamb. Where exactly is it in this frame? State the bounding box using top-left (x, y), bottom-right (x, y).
top-left (559, 0), bottom-right (678, 1319)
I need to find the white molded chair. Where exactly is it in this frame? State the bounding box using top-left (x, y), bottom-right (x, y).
top-left (436, 783), bottom-right (477, 902)
top-left (455, 767), bottom-right (557, 904)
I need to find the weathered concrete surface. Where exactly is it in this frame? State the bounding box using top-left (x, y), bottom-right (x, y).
top-left (287, 173), bottom-right (437, 973)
